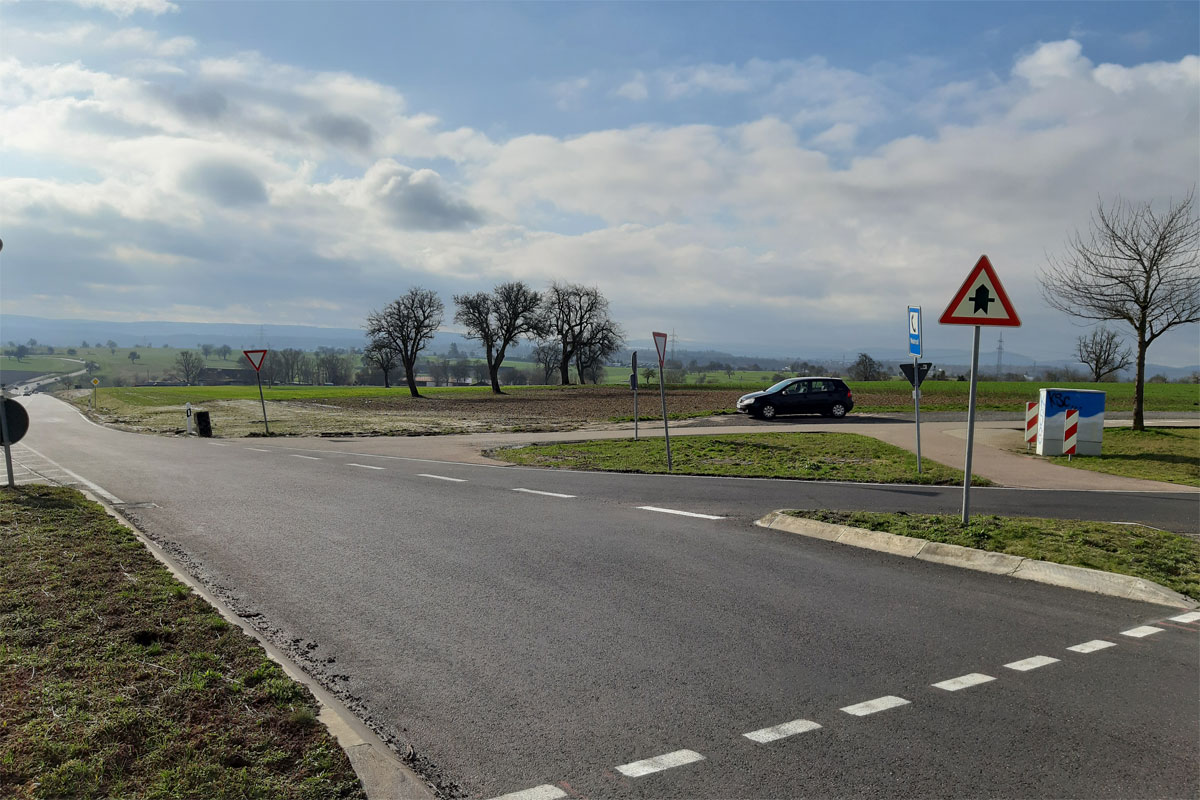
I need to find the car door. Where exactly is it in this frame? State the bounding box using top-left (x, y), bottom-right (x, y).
top-left (805, 380), bottom-right (833, 413)
top-left (778, 379), bottom-right (807, 414)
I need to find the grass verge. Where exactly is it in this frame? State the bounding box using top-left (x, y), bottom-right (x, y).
top-left (0, 485), bottom-right (365, 800)
top-left (492, 432), bottom-right (991, 485)
top-left (1049, 427), bottom-right (1199, 487)
top-left (785, 509), bottom-right (1200, 599)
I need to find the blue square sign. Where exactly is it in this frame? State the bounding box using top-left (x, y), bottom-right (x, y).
top-left (908, 306), bottom-right (922, 358)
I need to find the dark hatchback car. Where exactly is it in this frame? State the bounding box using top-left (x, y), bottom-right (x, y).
top-left (736, 377), bottom-right (854, 419)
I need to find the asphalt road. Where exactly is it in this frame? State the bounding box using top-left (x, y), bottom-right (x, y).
top-left (13, 395), bottom-right (1199, 799)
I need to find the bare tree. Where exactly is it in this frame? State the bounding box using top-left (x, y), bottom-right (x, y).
top-left (218, 344), bottom-right (232, 360)
top-left (574, 318), bottom-right (623, 384)
top-left (363, 337), bottom-right (401, 388)
top-left (200, 343), bottom-right (214, 360)
top-left (1076, 327), bottom-right (1132, 382)
top-left (847, 353), bottom-right (886, 381)
top-left (366, 287), bottom-right (444, 398)
top-left (454, 281), bottom-right (544, 394)
top-left (542, 282), bottom-right (623, 384)
top-left (1041, 191), bottom-right (1199, 429)
top-left (175, 350), bottom-right (204, 384)
top-left (531, 342), bottom-right (560, 385)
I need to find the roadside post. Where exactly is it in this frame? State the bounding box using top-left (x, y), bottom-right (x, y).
top-left (652, 332), bottom-right (672, 471)
top-left (938, 255), bottom-right (1021, 523)
top-left (243, 349), bottom-right (270, 435)
top-left (631, 351), bottom-right (639, 440)
top-left (899, 361), bottom-right (931, 475)
top-left (907, 305), bottom-right (924, 474)
top-left (91, 377), bottom-right (99, 411)
top-left (186, 402), bottom-right (194, 436)
top-left (0, 393), bottom-right (30, 489)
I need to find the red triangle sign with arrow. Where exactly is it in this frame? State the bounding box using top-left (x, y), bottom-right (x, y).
top-left (938, 255), bottom-right (1021, 327)
top-left (243, 349), bottom-right (268, 371)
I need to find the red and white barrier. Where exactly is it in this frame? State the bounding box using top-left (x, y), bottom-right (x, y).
top-left (1025, 401), bottom-right (1038, 447)
top-left (1063, 408), bottom-right (1078, 456)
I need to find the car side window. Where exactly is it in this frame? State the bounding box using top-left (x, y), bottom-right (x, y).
top-left (785, 381), bottom-right (806, 394)
top-left (812, 380), bottom-right (831, 392)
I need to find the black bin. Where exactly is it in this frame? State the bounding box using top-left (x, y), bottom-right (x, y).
top-left (194, 410), bottom-right (212, 438)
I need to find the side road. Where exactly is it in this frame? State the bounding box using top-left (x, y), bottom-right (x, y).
top-left (280, 414), bottom-right (1199, 493)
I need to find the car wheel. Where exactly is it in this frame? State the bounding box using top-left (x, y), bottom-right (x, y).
top-left (829, 403), bottom-right (847, 418)
top-left (759, 403), bottom-right (777, 420)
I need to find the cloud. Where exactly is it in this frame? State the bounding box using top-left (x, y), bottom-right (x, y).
top-left (304, 112), bottom-right (375, 151)
top-left (615, 72), bottom-right (648, 101)
top-left (179, 159), bottom-right (268, 206)
top-left (552, 76), bottom-right (590, 110)
top-left (72, 0), bottom-right (178, 16)
top-left (358, 160), bottom-right (484, 231)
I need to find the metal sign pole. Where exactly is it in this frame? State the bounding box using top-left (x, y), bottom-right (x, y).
top-left (0, 390), bottom-right (14, 489)
top-left (256, 372), bottom-right (270, 435)
top-left (913, 356), bottom-right (922, 475)
top-left (961, 326), bottom-right (981, 523)
top-left (658, 369), bottom-right (671, 471)
top-left (632, 351), bottom-right (639, 441)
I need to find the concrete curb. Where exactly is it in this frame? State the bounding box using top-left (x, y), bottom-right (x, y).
top-left (755, 511), bottom-right (1198, 610)
top-left (87, 492), bottom-right (436, 800)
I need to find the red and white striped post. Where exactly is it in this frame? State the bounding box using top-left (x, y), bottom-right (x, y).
top-left (1024, 401), bottom-right (1038, 451)
top-left (1063, 408), bottom-right (1079, 460)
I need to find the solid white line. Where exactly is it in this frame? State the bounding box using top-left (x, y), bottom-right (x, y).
top-left (932, 673), bottom-right (995, 692)
top-left (418, 473), bottom-right (467, 482)
top-left (615, 749), bottom-right (705, 778)
top-left (743, 718), bottom-right (822, 743)
top-left (513, 488), bottom-right (576, 498)
top-left (840, 696), bottom-right (910, 716)
top-left (1120, 626), bottom-right (1164, 638)
top-left (637, 506), bottom-right (724, 520)
top-left (1067, 640), bottom-right (1116, 654)
top-left (1168, 612), bottom-right (1200, 623)
top-left (1004, 656), bottom-right (1060, 671)
top-left (290, 454), bottom-right (321, 460)
top-left (346, 463), bottom-right (384, 470)
top-left (488, 785), bottom-right (567, 800)
top-left (245, 447), bottom-right (272, 452)
top-left (13, 443), bottom-right (124, 504)
top-left (208, 442), bottom-right (230, 447)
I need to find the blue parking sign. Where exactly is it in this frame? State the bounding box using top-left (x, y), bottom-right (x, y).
top-left (908, 306), bottom-right (922, 358)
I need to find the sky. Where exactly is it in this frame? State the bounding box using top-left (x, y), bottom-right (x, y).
top-left (1, 0), bottom-right (1198, 365)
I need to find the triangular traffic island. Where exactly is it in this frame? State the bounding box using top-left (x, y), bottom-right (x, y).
top-left (939, 255), bottom-right (1021, 327)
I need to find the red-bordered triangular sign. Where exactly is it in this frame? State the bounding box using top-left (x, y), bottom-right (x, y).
top-left (652, 331), bottom-right (668, 368)
top-left (939, 255), bottom-right (1021, 327)
top-left (243, 349), bottom-right (268, 371)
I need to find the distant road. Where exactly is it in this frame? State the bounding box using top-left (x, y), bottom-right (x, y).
top-left (14, 394), bottom-right (1199, 799)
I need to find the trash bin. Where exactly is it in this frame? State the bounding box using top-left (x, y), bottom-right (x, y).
top-left (194, 410), bottom-right (212, 438)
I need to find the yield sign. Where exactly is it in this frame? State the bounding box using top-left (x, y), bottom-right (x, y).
top-left (939, 255), bottom-right (1021, 327)
top-left (243, 349), bottom-right (268, 371)
top-left (652, 331), bottom-right (668, 368)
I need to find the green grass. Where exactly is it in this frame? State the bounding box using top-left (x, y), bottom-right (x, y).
top-left (1050, 427), bottom-right (1199, 487)
top-left (492, 432), bottom-right (990, 485)
top-left (786, 509), bottom-right (1200, 599)
top-left (0, 355), bottom-right (84, 376)
top-left (0, 485), bottom-right (365, 800)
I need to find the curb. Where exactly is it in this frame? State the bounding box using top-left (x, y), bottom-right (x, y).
top-left (755, 511), bottom-right (1198, 610)
top-left (87, 492), bottom-right (436, 800)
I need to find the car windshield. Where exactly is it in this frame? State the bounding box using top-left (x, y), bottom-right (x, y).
top-left (765, 379), bottom-right (795, 394)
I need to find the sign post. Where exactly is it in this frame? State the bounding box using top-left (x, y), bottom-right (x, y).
top-left (907, 306), bottom-right (923, 474)
top-left (243, 349), bottom-right (270, 435)
top-left (0, 395), bottom-right (30, 489)
top-left (631, 351), bottom-right (639, 440)
top-left (939, 255), bottom-right (1021, 522)
top-left (91, 377), bottom-right (100, 410)
top-left (652, 332), bottom-right (672, 471)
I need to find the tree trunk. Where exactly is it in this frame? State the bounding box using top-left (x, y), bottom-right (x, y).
top-left (558, 354), bottom-right (571, 385)
top-left (1133, 332), bottom-right (1147, 432)
top-left (487, 344), bottom-right (503, 394)
top-left (403, 356), bottom-right (421, 398)
top-left (383, 369), bottom-right (391, 389)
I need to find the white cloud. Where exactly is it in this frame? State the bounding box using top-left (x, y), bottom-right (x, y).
top-left (615, 72), bottom-right (648, 101)
top-left (71, 0), bottom-right (178, 16)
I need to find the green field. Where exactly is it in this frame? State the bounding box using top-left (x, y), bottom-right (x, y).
top-left (1052, 427), bottom-right (1199, 487)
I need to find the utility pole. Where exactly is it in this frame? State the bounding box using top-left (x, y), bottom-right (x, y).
top-left (996, 331), bottom-right (1004, 379)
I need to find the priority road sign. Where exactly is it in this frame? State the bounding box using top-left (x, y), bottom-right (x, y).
top-left (91, 378), bottom-right (100, 386)
top-left (908, 306), bottom-right (922, 357)
top-left (939, 255), bottom-right (1021, 327)
top-left (243, 349), bottom-right (268, 371)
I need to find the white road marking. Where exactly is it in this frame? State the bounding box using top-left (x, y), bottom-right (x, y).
top-left (290, 454), bottom-right (321, 460)
top-left (637, 506), bottom-right (724, 520)
top-left (1068, 640), bottom-right (1117, 653)
top-left (743, 718), bottom-right (822, 743)
top-left (1004, 656), bottom-right (1060, 671)
top-left (1168, 612), bottom-right (1200, 623)
top-left (208, 442), bottom-right (230, 446)
top-left (840, 696), bottom-right (910, 716)
top-left (1120, 626), bottom-right (1164, 638)
top-left (513, 488), bottom-right (576, 498)
top-left (932, 673), bottom-right (995, 692)
top-left (488, 785), bottom-right (567, 800)
top-left (245, 447), bottom-right (272, 452)
top-left (347, 463), bottom-right (384, 470)
top-left (418, 473), bottom-right (467, 482)
top-left (12, 443), bottom-right (124, 504)
top-left (615, 749), bottom-right (705, 778)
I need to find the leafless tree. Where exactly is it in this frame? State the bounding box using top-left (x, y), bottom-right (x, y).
top-left (362, 337), bottom-right (401, 388)
top-left (574, 318), bottom-right (623, 384)
top-left (1076, 327), bottom-right (1132, 382)
top-left (366, 287), bottom-right (444, 398)
top-left (454, 281), bottom-right (545, 393)
top-left (531, 342), bottom-right (560, 384)
top-left (1041, 190), bottom-right (1199, 429)
top-left (175, 350), bottom-right (204, 384)
top-left (542, 282), bottom-right (624, 384)
top-left (200, 343), bottom-right (214, 360)
top-left (847, 353), bottom-right (886, 381)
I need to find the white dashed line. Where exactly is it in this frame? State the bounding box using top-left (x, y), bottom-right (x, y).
top-left (743, 718), bottom-right (822, 743)
top-left (932, 673), bottom-right (995, 692)
top-left (513, 488), bottom-right (576, 498)
top-left (291, 455), bottom-right (321, 460)
top-left (1168, 612), bottom-right (1200, 623)
top-left (615, 749), bottom-right (705, 778)
top-left (488, 785), bottom-right (567, 800)
top-left (1120, 626), bottom-right (1164, 638)
top-left (418, 474), bottom-right (467, 482)
top-left (1004, 656), bottom-right (1060, 671)
top-left (347, 463), bottom-right (384, 470)
top-left (840, 696), bottom-right (910, 716)
top-left (208, 442), bottom-right (230, 446)
top-left (245, 447), bottom-right (272, 452)
top-left (1068, 640), bottom-right (1117, 654)
top-left (637, 506), bottom-right (724, 520)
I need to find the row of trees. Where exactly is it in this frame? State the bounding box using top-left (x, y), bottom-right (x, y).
top-left (366, 281), bottom-right (624, 397)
